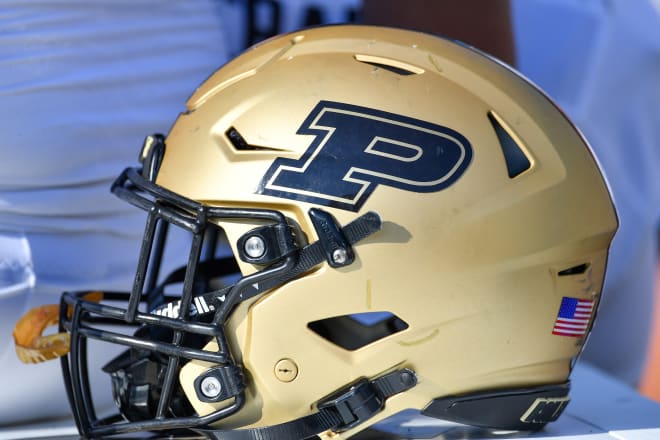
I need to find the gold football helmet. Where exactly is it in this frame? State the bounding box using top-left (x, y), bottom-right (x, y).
top-left (59, 25), bottom-right (617, 438)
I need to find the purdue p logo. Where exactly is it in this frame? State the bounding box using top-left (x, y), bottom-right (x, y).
top-left (258, 101), bottom-right (472, 211)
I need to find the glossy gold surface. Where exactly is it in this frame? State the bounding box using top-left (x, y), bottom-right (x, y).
top-left (157, 26), bottom-right (619, 438)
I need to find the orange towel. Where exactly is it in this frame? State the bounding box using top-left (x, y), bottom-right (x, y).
top-left (639, 262), bottom-right (660, 402)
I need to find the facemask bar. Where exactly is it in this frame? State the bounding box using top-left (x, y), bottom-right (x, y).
top-left (60, 129), bottom-right (383, 437)
top-left (60, 166), bottom-right (299, 437)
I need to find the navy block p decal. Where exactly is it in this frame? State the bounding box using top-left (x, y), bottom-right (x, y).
top-left (258, 101), bottom-right (472, 211)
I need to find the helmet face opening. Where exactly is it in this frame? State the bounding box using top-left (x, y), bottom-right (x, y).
top-left (60, 160), bottom-right (385, 437)
top-left (60, 166), bottom-right (250, 435)
top-left (57, 25), bottom-right (617, 439)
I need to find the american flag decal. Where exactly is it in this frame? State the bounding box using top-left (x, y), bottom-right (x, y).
top-left (552, 297), bottom-right (595, 337)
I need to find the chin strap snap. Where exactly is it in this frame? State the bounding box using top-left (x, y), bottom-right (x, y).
top-left (201, 368), bottom-right (417, 440)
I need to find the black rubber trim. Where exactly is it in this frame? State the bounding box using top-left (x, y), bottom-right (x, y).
top-left (422, 382), bottom-right (570, 431)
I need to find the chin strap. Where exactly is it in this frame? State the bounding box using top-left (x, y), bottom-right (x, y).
top-left (200, 369), bottom-right (417, 440)
top-left (150, 210), bottom-right (382, 320)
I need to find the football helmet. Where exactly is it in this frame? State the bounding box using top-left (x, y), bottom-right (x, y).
top-left (59, 25), bottom-right (617, 438)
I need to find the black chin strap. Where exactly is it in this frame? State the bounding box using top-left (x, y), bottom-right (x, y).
top-left (200, 369), bottom-right (417, 440)
top-left (150, 211), bottom-right (382, 319)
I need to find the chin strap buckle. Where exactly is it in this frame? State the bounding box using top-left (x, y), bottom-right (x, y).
top-left (318, 379), bottom-right (383, 431)
top-left (200, 369), bottom-right (417, 440)
top-left (318, 368), bottom-right (418, 432)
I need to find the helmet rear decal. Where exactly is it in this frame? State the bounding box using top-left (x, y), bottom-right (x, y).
top-left (258, 101), bottom-right (472, 211)
top-left (552, 296), bottom-right (595, 337)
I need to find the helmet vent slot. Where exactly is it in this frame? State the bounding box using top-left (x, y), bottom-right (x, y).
top-left (558, 263), bottom-right (590, 276)
top-left (354, 54), bottom-right (424, 76)
top-left (225, 127), bottom-right (279, 151)
top-left (487, 111), bottom-right (532, 178)
top-left (307, 312), bottom-right (408, 351)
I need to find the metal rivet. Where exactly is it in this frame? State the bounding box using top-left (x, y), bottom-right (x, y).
top-left (399, 370), bottom-right (416, 387)
top-left (274, 358), bottom-right (299, 383)
top-left (332, 248), bottom-right (348, 265)
top-left (244, 236), bottom-right (266, 259)
top-left (200, 376), bottom-right (222, 398)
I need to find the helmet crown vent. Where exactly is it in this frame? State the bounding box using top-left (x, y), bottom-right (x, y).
top-left (354, 53), bottom-right (424, 76)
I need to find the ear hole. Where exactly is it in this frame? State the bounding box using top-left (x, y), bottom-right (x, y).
top-left (307, 312), bottom-right (408, 351)
top-left (487, 111), bottom-right (532, 178)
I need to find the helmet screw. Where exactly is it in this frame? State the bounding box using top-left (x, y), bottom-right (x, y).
top-left (200, 376), bottom-right (222, 399)
top-left (332, 248), bottom-right (348, 265)
top-left (274, 358), bottom-right (299, 383)
top-left (244, 235), bottom-right (266, 259)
